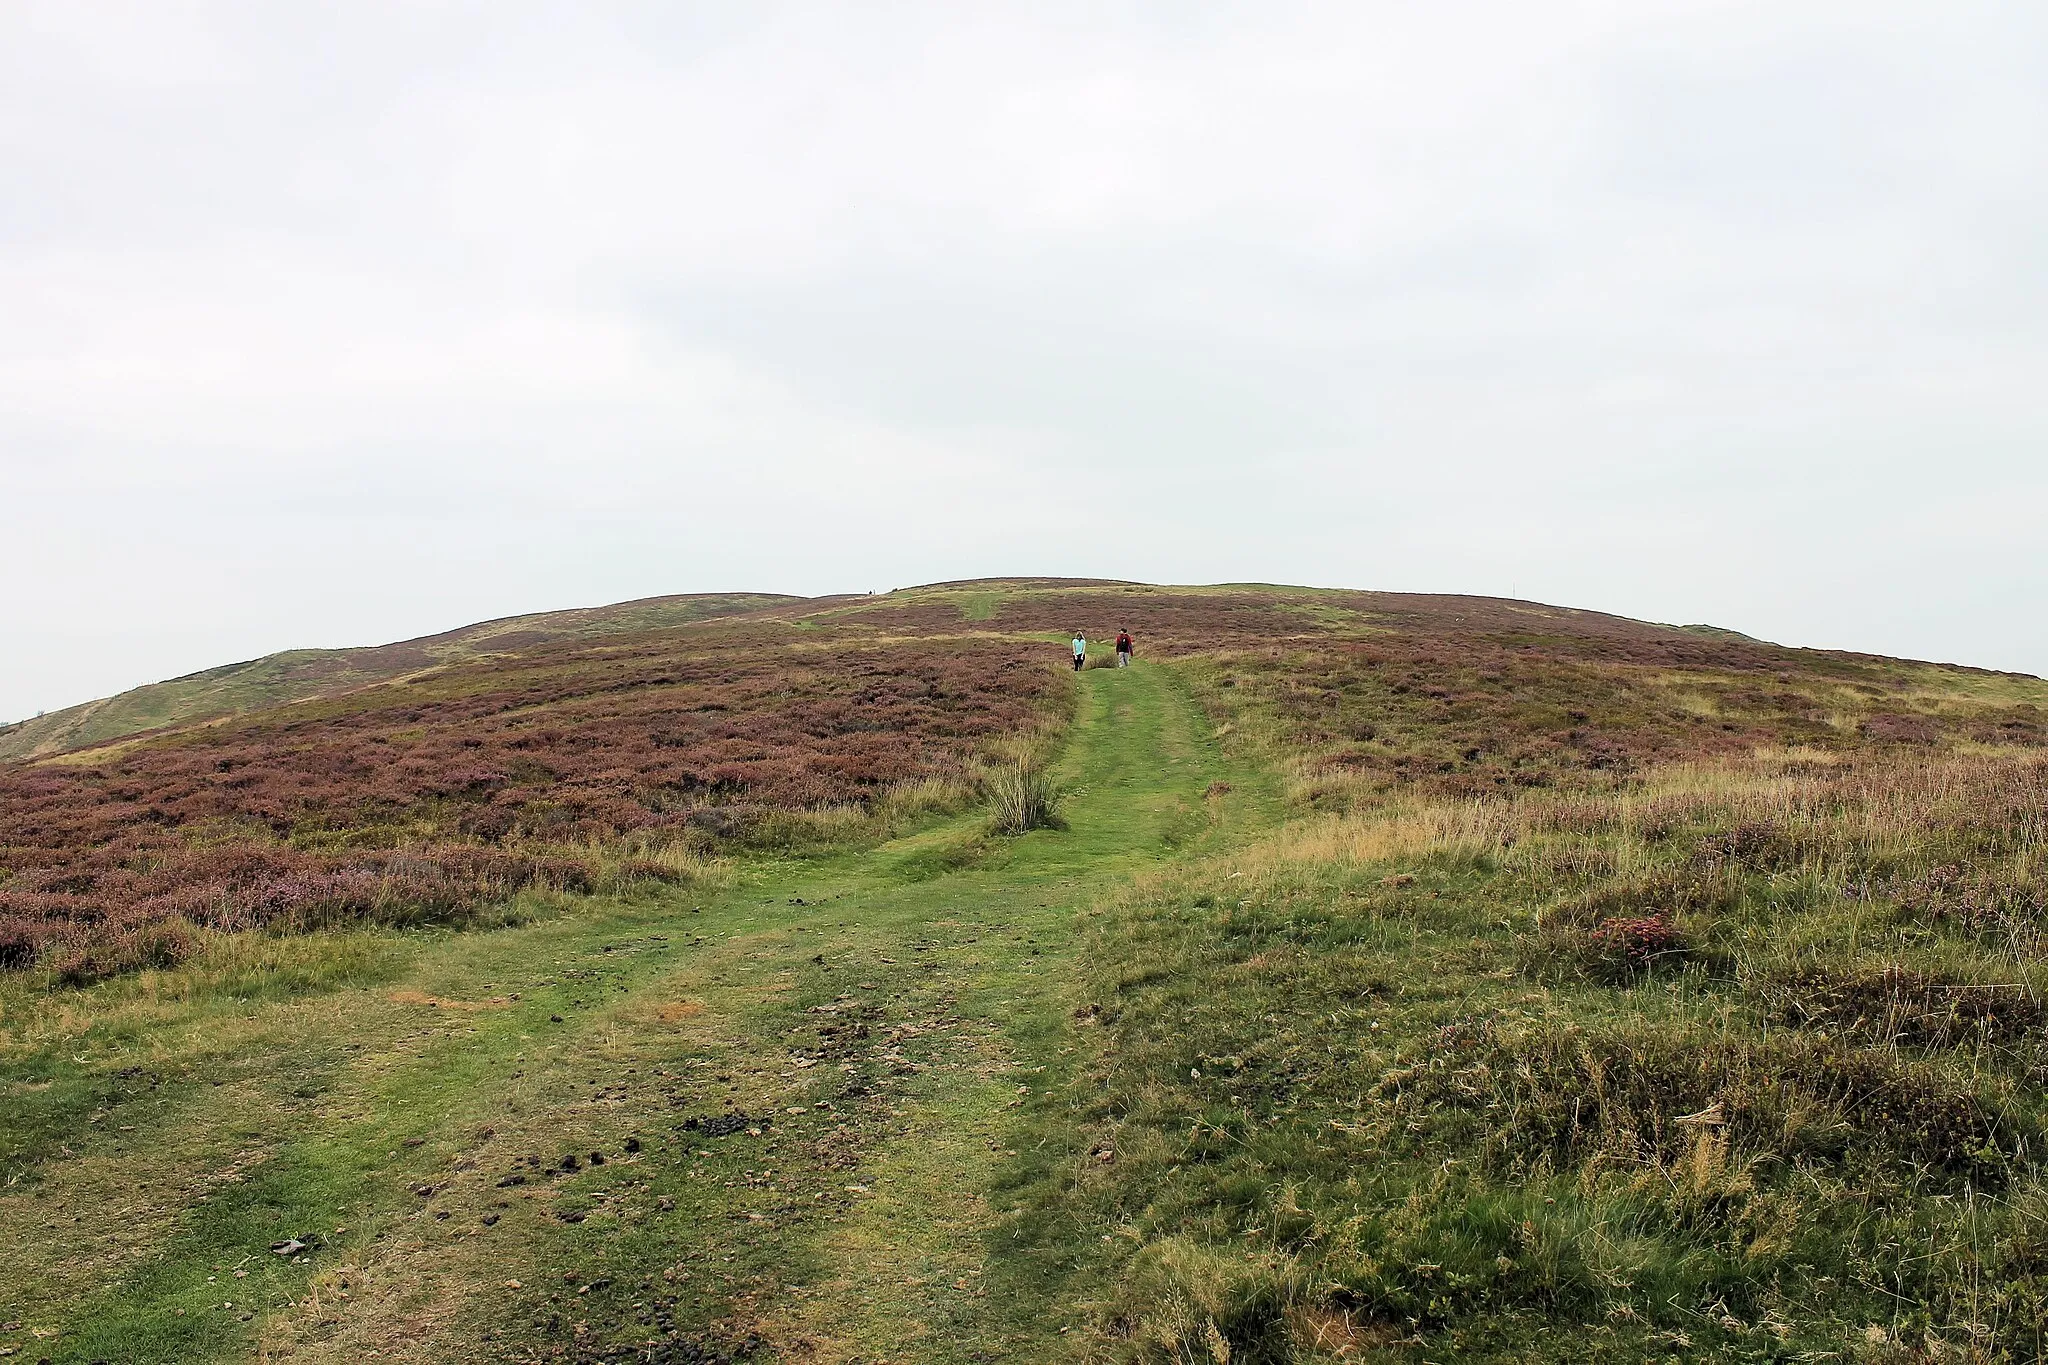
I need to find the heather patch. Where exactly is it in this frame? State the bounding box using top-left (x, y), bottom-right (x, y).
top-left (0, 625), bottom-right (1065, 977)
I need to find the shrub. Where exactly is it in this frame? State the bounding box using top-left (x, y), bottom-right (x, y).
top-left (0, 625), bottom-right (1065, 975)
top-left (1530, 907), bottom-right (1690, 983)
top-left (1583, 911), bottom-right (1686, 973)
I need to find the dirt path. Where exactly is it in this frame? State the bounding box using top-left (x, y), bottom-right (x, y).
top-left (1, 660), bottom-right (1272, 1364)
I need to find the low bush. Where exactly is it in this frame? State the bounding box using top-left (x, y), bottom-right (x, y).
top-left (1566, 910), bottom-right (1688, 980)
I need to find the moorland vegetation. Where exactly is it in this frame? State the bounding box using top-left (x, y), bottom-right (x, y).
top-left (3, 579), bottom-right (2046, 1363)
top-left (0, 619), bottom-right (1061, 981)
top-left (0, 593), bottom-right (800, 764)
top-left (1048, 593), bottom-right (2048, 1361)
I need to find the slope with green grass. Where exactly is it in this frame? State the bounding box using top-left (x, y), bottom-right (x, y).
top-left (0, 658), bottom-right (1272, 1364)
top-left (8, 578), bottom-right (2048, 1364)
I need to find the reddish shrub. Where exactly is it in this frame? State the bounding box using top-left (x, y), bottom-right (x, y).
top-left (1584, 913), bottom-right (1685, 970)
top-left (0, 624), bottom-right (1065, 973)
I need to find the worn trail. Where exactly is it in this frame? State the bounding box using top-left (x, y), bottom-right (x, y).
top-left (0, 661), bottom-right (1273, 1364)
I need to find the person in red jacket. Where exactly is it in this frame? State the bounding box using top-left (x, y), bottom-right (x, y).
top-left (1115, 629), bottom-right (1133, 668)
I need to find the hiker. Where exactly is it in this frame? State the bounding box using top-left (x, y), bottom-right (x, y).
top-left (1115, 629), bottom-right (1133, 668)
top-left (1072, 633), bottom-right (1086, 672)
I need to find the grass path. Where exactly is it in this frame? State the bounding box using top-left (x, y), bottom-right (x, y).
top-left (0, 661), bottom-right (1276, 1364)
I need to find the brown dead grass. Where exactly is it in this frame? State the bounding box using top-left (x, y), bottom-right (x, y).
top-left (384, 990), bottom-right (511, 1012)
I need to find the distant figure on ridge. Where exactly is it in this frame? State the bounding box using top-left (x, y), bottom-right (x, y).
top-left (1072, 633), bottom-right (1087, 672)
top-left (1115, 629), bottom-right (1133, 668)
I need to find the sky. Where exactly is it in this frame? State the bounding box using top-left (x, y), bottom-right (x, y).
top-left (4, 1), bottom-right (2046, 721)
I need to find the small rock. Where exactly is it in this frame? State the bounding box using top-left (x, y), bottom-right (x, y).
top-left (482, 1213), bottom-right (501, 1227)
top-left (549, 1014), bottom-right (565, 1024)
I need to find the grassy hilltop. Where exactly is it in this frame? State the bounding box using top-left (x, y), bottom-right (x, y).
top-left (3, 580), bottom-right (2047, 1363)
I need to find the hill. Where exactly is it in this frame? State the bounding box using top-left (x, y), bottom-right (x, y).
top-left (4, 579), bottom-right (2047, 1363)
top-left (0, 592), bottom-right (798, 762)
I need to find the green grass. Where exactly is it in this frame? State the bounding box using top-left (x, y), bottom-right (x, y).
top-left (9, 581), bottom-right (2048, 1363)
top-left (1042, 713), bottom-right (2048, 1360)
top-left (0, 659), bottom-right (1275, 1363)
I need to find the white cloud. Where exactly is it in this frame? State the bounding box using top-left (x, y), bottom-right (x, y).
top-left (3, 0), bottom-right (2045, 719)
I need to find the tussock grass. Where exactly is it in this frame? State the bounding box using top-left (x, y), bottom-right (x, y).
top-left (875, 773), bottom-right (979, 821)
top-left (1056, 744), bottom-right (2048, 1362)
top-left (577, 834), bottom-right (732, 895)
top-left (982, 763), bottom-right (1064, 835)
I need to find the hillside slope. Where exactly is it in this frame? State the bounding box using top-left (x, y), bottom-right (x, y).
top-left (5, 580), bottom-right (2043, 979)
top-left (6, 579), bottom-right (2048, 1362)
top-left (8, 578), bottom-right (2024, 767)
top-left (0, 592), bottom-right (798, 762)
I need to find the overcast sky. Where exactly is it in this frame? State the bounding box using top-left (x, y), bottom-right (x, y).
top-left (4, 1), bottom-right (2045, 720)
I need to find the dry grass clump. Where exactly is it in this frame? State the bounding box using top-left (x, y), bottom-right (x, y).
top-left (1241, 800), bottom-right (1515, 872)
top-left (1753, 963), bottom-right (2046, 1049)
top-left (1378, 1016), bottom-right (2028, 1185)
top-left (982, 762), bottom-right (1064, 835)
